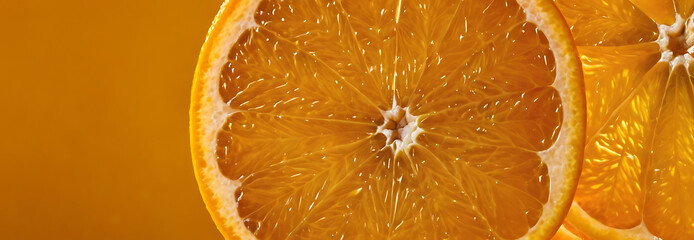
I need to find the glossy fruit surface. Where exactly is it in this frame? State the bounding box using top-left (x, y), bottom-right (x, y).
top-left (192, 0), bottom-right (584, 239)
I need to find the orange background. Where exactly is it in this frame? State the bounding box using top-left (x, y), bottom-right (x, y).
top-left (1, 0), bottom-right (224, 239)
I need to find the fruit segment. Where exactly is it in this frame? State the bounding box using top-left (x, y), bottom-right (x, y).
top-left (644, 66), bottom-right (694, 239)
top-left (556, 0), bottom-right (658, 46)
top-left (629, 0), bottom-right (676, 25)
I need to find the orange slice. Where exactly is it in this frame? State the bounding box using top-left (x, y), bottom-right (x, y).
top-left (191, 0), bottom-right (584, 239)
top-left (555, 0), bottom-right (694, 239)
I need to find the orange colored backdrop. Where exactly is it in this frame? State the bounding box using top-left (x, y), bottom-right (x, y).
top-left (0, 0), bottom-right (224, 239)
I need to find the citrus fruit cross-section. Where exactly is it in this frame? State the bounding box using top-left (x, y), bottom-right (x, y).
top-left (190, 0), bottom-right (584, 239)
top-left (555, 0), bottom-right (694, 239)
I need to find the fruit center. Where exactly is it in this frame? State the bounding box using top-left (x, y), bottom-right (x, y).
top-left (659, 14), bottom-right (694, 63)
top-left (377, 101), bottom-right (420, 153)
top-left (667, 28), bottom-right (689, 56)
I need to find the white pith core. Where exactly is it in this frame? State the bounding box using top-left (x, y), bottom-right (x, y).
top-left (377, 98), bottom-right (422, 154)
top-left (657, 14), bottom-right (694, 68)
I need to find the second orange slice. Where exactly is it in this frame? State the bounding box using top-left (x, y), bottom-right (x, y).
top-left (556, 0), bottom-right (694, 239)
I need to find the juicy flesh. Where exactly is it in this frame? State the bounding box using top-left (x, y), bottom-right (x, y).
top-left (556, 0), bottom-right (694, 238)
top-left (215, 0), bottom-right (562, 238)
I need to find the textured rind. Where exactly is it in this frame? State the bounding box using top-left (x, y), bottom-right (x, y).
top-left (564, 203), bottom-right (659, 240)
top-left (517, 0), bottom-right (585, 239)
top-left (190, 0), bottom-right (585, 239)
top-left (190, 0), bottom-right (257, 239)
top-left (554, 225), bottom-right (584, 240)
